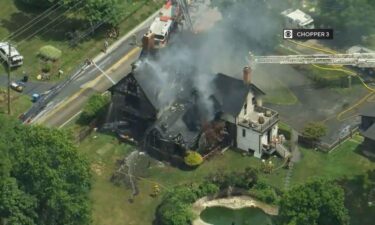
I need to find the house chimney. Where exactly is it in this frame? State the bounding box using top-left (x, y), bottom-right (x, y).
top-left (243, 66), bottom-right (252, 84)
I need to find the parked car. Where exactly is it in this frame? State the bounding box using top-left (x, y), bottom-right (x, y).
top-left (0, 42), bottom-right (23, 67)
top-left (10, 81), bottom-right (24, 92)
top-left (31, 93), bottom-right (41, 102)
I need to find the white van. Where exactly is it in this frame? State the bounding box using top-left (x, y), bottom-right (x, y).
top-left (0, 42), bottom-right (24, 67)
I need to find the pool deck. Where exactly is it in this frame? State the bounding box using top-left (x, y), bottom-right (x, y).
top-left (192, 196), bottom-right (279, 225)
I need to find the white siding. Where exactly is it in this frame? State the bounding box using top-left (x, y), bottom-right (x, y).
top-left (238, 92), bottom-right (254, 119)
top-left (271, 124), bottom-right (278, 141)
top-left (236, 125), bottom-right (262, 158)
top-left (261, 133), bottom-right (268, 146)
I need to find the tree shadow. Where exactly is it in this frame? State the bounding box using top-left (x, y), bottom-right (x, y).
top-left (354, 144), bottom-right (375, 163)
top-left (339, 170), bottom-right (375, 225)
top-left (2, 0), bottom-right (107, 46)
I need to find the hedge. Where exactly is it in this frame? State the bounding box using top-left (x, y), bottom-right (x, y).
top-left (38, 45), bottom-right (62, 61)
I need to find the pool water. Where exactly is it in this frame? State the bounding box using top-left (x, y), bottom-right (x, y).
top-left (200, 206), bottom-right (274, 225)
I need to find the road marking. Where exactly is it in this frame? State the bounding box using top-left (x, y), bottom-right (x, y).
top-left (97, 57), bottom-right (111, 67)
top-left (37, 47), bottom-right (141, 124)
top-left (92, 62), bottom-right (116, 84)
top-left (59, 91), bottom-right (109, 129)
top-left (59, 110), bottom-right (82, 128)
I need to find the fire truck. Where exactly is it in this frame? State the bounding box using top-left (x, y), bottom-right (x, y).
top-left (142, 0), bottom-right (187, 50)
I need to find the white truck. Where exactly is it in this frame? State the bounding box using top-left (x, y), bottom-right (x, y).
top-left (0, 42), bottom-right (23, 67)
top-left (143, 0), bottom-right (182, 49)
top-left (281, 9), bottom-right (315, 29)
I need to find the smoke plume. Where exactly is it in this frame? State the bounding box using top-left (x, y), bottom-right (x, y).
top-left (134, 0), bottom-right (284, 119)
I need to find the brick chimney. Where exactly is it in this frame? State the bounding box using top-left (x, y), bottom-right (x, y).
top-left (243, 66), bottom-right (252, 84)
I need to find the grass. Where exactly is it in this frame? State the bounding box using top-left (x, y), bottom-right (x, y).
top-left (76, 129), bottom-right (375, 225)
top-left (263, 78), bottom-right (299, 105)
top-left (0, 89), bottom-right (32, 117)
top-left (78, 133), bottom-right (164, 225)
top-left (292, 137), bottom-right (375, 187)
top-left (0, 0), bottom-right (163, 80)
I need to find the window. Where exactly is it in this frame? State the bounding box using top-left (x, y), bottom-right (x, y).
top-left (242, 129), bottom-right (246, 137)
top-left (244, 103), bottom-right (247, 115)
top-left (252, 97), bottom-right (256, 105)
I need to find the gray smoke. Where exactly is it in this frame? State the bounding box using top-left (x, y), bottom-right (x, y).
top-left (134, 0), bottom-right (284, 119)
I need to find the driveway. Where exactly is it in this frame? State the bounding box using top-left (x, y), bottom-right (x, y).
top-left (254, 64), bottom-right (367, 145)
top-left (0, 75), bottom-right (55, 96)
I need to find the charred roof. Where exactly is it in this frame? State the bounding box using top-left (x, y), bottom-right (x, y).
top-left (213, 73), bottom-right (265, 116)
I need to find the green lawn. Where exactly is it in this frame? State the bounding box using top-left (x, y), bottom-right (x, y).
top-left (0, 89), bottom-right (32, 117)
top-left (0, 0), bottom-right (163, 80)
top-left (76, 131), bottom-right (375, 225)
top-left (292, 138), bottom-right (375, 187)
top-left (263, 78), bottom-right (299, 105)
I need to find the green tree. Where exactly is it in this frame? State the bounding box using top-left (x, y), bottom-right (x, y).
top-left (279, 180), bottom-right (349, 225)
top-left (21, 0), bottom-right (125, 26)
top-left (302, 122), bottom-right (327, 147)
top-left (84, 0), bottom-right (125, 26)
top-left (316, 0), bottom-right (375, 46)
top-left (0, 115), bottom-right (92, 225)
top-left (80, 93), bottom-right (110, 124)
top-left (20, 0), bottom-right (58, 8)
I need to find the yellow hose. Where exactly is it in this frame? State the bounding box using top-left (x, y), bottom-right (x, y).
top-left (287, 40), bottom-right (338, 54)
top-left (288, 40), bottom-right (375, 121)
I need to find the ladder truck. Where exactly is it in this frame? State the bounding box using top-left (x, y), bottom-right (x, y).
top-left (249, 52), bottom-right (375, 68)
top-left (142, 0), bottom-right (192, 51)
top-left (246, 52), bottom-right (375, 82)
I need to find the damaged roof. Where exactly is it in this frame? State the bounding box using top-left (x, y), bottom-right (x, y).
top-left (362, 124), bottom-right (375, 141)
top-left (151, 101), bottom-right (201, 148)
top-left (213, 73), bottom-right (265, 116)
top-left (359, 104), bottom-right (375, 118)
top-left (132, 66), bottom-right (265, 117)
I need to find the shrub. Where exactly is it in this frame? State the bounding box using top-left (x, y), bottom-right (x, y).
top-left (41, 62), bottom-right (52, 73)
top-left (207, 167), bottom-right (258, 189)
top-left (79, 94), bottom-right (110, 124)
top-left (156, 183), bottom-right (220, 225)
top-left (38, 45), bottom-right (62, 61)
top-left (248, 181), bottom-right (280, 205)
top-left (184, 151), bottom-right (203, 167)
top-left (302, 121), bottom-right (327, 147)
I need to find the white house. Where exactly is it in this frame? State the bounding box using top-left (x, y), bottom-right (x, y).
top-left (213, 67), bottom-right (284, 158)
top-left (281, 9), bottom-right (315, 29)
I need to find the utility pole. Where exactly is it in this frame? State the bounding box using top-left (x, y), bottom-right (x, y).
top-left (7, 42), bottom-right (11, 115)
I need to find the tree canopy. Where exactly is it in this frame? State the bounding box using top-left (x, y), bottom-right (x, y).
top-left (0, 115), bottom-right (91, 225)
top-left (302, 122), bottom-right (327, 146)
top-left (20, 0), bottom-right (124, 26)
top-left (279, 180), bottom-right (349, 225)
top-left (316, 0), bottom-right (375, 46)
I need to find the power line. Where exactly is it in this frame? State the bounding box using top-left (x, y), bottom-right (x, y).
top-left (16, 1), bottom-right (84, 46)
top-left (2, 1), bottom-right (66, 42)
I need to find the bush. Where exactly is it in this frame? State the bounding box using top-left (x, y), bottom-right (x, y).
top-left (41, 62), bottom-right (52, 73)
top-left (248, 181), bottom-right (280, 205)
top-left (79, 94), bottom-right (110, 124)
top-left (302, 121), bottom-right (327, 146)
top-left (184, 151), bottom-right (203, 167)
top-left (38, 45), bottom-right (62, 61)
top-left (156, 183), bottom-right (220, 225)
top-left (207, 167), bottom-right (258, 189)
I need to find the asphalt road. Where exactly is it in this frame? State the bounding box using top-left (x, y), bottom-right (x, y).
top-left (32, 11), bottom-right (160, 127)
top-left (0, 75), bottom-right (55, 96)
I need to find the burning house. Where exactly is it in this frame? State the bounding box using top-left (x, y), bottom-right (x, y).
top-left (108, 59), bottom-right (283, 161)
